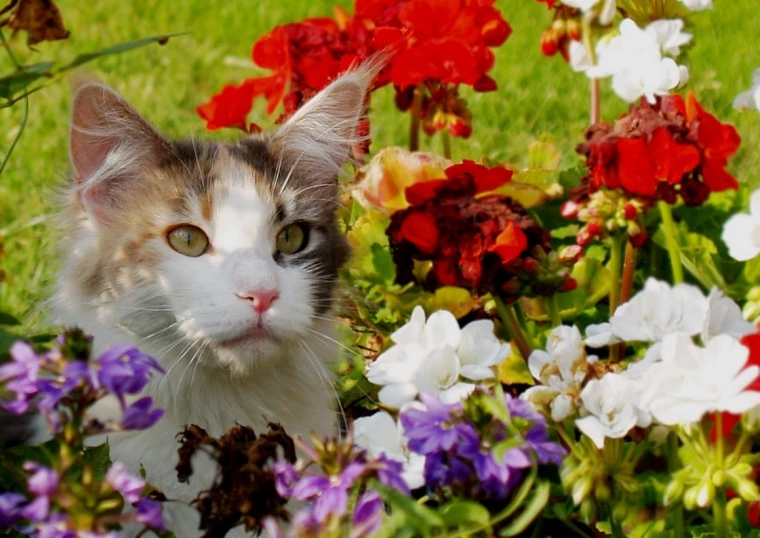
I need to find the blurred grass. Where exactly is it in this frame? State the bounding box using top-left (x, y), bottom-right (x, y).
top-left (0, 0), bottom-right (757, 331)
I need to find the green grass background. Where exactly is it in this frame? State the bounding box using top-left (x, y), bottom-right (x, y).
top-left (0, 0), bottom-right (757, 331)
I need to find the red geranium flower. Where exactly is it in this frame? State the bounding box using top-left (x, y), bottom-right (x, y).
top-left (577, 93), bottom-right (741, 205)
top-left (387, 161), bottom-right (573, 301)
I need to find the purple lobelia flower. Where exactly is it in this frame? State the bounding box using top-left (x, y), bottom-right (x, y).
top-left (96, 344), bottom-right (163, 404)
top-left (351, 490), bottom-right (384, 538)
top-left (120, 397), bottom-right (164, 431)
top-left (0, 492), bottom-right (26, 528)
top-left (292, 461), bottom-right (368, 523)
top-left (105, 462), bottom-right (144, 505)
top-left (400, 393), bottom-right (475, 454)
top-left (18, 462), bottom-right (59, 522)
top-left (374, 455), bottom-right (410, 495)
top-left (506, 394), bottom-right (566, 466)
top-left (135, 498), bottom-right (165, 531)
top-left (0, 342), bottom-right (44, 414)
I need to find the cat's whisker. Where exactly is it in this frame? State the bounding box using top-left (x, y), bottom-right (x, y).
top-left (173, 340), bottom-right (205, 418)
top-left (297, 338), bottom-right (346, 438)
top-left (304, 326), bottom-right (363, 358)
top-left (155, 337), bottom-right (197, 398)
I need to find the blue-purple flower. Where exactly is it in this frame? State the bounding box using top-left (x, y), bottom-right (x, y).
top-left (135, 498), bottom-right (165, 531)
top-left (0, 342), bottom-right (44, 414)
top-left (105, 462), bottom-right (144, 504)
top-left (399, 389), bottom-right (566, 500)
top-left (96, 344), bottom-right (163, 405)
top-left (120, 397), bottom-right (164, 431)
top-left (0, 492), bottom-right (26, 528)
top-left (351, 490), bottom-right (384, 538)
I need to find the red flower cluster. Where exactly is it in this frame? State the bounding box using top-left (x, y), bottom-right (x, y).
top-left (197, 0), bottom-right (511, 141)
top-left (578, 93), bottom-right (741, 205)
top-left (387, 161), bottom-right (574, 301)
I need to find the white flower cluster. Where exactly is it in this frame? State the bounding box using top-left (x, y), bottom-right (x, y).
top-left (570, 18), bottom-right (692, 103)
top-left (522, 279), bottom-right (759, 449)
top-left (355, 306), bottom-right (511, 488)
top-left (365, 306), bottom-right (511, 408)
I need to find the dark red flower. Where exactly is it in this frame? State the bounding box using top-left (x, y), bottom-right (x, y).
top-left (196, 81), bottom-right (259, 133)
top-left (387, 161), bottom-right (570, 301)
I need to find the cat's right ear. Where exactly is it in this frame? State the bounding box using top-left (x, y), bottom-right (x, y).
top-left (69, 82), bottom-right (169, 224)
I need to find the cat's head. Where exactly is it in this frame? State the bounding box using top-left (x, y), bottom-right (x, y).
top-left (62, 65), bottom-right (375, 375)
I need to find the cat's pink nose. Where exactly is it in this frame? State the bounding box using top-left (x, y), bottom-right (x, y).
top-left (237, 290), bottom-right (280, 313)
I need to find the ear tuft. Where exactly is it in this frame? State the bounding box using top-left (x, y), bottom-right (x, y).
top-left (270, 57), bottom-right (385, 181)
top-left (69, 82), bottom-right (168, 223)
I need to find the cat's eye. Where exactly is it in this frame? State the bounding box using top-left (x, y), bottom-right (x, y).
top-left (276, 223), bottom-right (308, 255)
top-left (167, 225), bottom-right (209, 257)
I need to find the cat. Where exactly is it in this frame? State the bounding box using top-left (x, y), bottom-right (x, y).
top-left (40, 62), bottom-right (378, 536)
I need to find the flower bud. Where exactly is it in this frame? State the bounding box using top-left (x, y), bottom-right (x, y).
top-left (551, 18), bottom-right (567, 35)
top-left (560, 278), bottom-right (578, 292)
top-left (561, 200), bottom-right (581, 219)
top-left (712, 470), bottom-right (727, 488)
top-left (748, 501), bottom-right (760, 526)
top-left (572, 476), bottom-right (594, 505)
top-left (697, 481), bottom-right (715, 508)
top-left (622, 203), bottom-right (637, 220)
top-left (729, 476), bottom-right (760, 501)
top-left (663, 479), bottom-right (684, 506)
top-left (566, 18), bottom-right (582, 40)
top-left (594, 482), bottom-right (611, 503)
top-left (684, 486), bottom-right (699, 510)
top-left (559, 245), bottom-right (583, 265)
top-left (579, 498), bottom-right (597, 525)
top-left (541, 30), bottom-right (559, 56)
top-left (629, 231), bottom-right (648, 248)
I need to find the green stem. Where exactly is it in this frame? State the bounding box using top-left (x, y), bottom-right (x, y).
top-left (608, 234), bottom-right (624, 361)
top-left (658, 201), bottom-right (684, 284)
top-left (0, 29), bottom-right (28, 176)
top-left (713, 412), bottom-right (728, 538)
top-left (441, 129), bottom-right (451, 159)
top-left (666, 432), bottom-right (685, 538)
top-left (547, 294), bottom-right (562, 327)
top-left (581, 18), bottom-right (600, 124)
top-left (494, 296), bottom-right (532, 361)
top-left (409, 84), bottom-right (423, 152)
top-left (608, 234), bottom-right (624, 316)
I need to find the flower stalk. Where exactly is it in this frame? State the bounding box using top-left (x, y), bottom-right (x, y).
top-left (441, 128), bottom-right (452, 159)
top-left (547, 293), bottom-right (563, 328)
top-left (666, 432), bottom-right (685, 538)
top-left (713, 412), bottom-right (728, 538)
top-left (494, 296), bottom-right (532, 360)
top-left (658, 201), bottom-right (685, 284)
top-left (409, 84), bottom-right (424, 152)
top-left (581, 18), bottom-right (600, 124)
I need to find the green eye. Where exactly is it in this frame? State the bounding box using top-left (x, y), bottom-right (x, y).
top-left (167, 225), bottom-right (209, 257)
top-left (276, 223), bottom-right (308, 255)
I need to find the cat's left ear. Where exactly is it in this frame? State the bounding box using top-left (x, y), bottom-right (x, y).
top-left (69, 82), bottom-right (170, 224)
top-left (269, 60), bottom-right (380, 181)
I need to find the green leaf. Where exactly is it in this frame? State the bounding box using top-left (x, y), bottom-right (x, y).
top-left (61, 33), bottom-right (186, 72)
top-left (556, 257), bottom-right (611, 315)
top-left (0, 312), bottom-right (21, 326)
top-left (499, 481), bottom-right (551, 536)
top-left (498, 351), bottom-right (534, 386)
top-left (0, 62), bottom-right (54, 99)
top-left (558, 164), bottom-right (586, 190)
top-left (370, 243), bottom-right (395, 282)
top-left (528, 139), bottom-right (561, 171)
top-left (653, 224), bottom-right (727, 291)
top-left (82, 442), bottom-right (112, 481)
top-left (439, 500), bottom-right (491, 531)
top-left (375, 483), bottom-right (444, 536)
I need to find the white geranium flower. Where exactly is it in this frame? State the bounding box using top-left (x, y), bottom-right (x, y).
top-left (354, 411), bottom-right (425, 489)
top-left (585, 19), bottom-right (690, 103)
top-left (569, 40), bottom-right (593, 73)
top-left (734, 69), bottom-right (760, 112)
top-left (722, 189), bottom-right (760, 261)
top-left (644, 19), bottom-right (692, 56)
top-left (680, 0), bottom-right (712, 10)
top-left (366, 306), bottom-right (509, 408)
top-left (640, 333), bottom-right (760, 425)
top-left (576, 373), bottom-right (651, 448)
top-left (457, 320), bottom-right (511, 381)
top-left (586, 278), bottom-right (708, 347)
top-left (521, 326), bottom-right (598, 422)
top-left (702, 288), bottom-right (756, 343)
